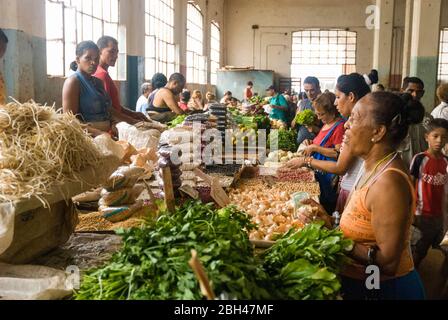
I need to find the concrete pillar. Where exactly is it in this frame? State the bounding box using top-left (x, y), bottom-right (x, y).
top-left (410, 0), bottom-right (442, 110)
top-left (373, 0), bottom-right (395, 88)
top-left (121, 0), bottom-right (145, 109)
top-left (175, 0), bottom-right (188, 76)
top-left (402, 0), bottom-right (413, 81)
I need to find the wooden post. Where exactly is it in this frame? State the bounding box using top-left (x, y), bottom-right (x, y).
top-left (188, 249), bottom-right (216, 300)
top-left (161, 167), bottom-right (176, 213)
top-left (194, 168), bottom-right (230, 208)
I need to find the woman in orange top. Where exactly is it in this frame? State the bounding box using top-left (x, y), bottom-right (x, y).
top-left (299, 92), bottom-right (426, 300)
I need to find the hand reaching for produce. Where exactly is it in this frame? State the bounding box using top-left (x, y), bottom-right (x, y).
top-left (282, 157), bottom-right (305, 170)
top-left (297, 199), bottom-right (333, 229)
top-left (303, 139), bottom-right (312, 147)
top-left (303, 145), bottom-right (316, 157)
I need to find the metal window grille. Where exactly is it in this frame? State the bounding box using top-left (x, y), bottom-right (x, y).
top-left (45, 0), bottom-right (126, 80)
top-left (145, 0), bottom-right (176, 80)
top-left (438, 28), bottom-right (448, 83)
top-left (187, 2), bottom-right (207, 84)
top-left (291, 29), bottom-right (357, 92)
top-left (210, 21), bottom-right (220, 85)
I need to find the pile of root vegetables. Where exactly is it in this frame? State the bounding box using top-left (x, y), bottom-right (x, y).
top-left (0, 101), bottom-right (102, 204)
top-left (229, 179), bottom-right (320, 241)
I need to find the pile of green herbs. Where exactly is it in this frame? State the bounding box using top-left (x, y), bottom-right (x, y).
top-left (74, 201), bottom-right (271, 300)
top-left (75, 203), bottom-right (353, 301)
top-left (262, 222), bottom-right (354, 300)
top-left (294, 109), bottom-right (316, 126)
top-left (167, 115), bottom-right (187, 128)
top-left (268, 129), bottom-right (298, 152)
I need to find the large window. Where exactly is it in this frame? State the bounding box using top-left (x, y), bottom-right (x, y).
top-left (45, 0), bottom-right (126, 80)
top-left (210, 22), bottom-right (221, 85)
top-left (145, 0), bottom-right (176, 80)
top-left (291, 29), bottom-right (357, 92)
top-left (187, 2), bottom-right (206, 84)
top-left (438, 28), bottom-right (448, 83)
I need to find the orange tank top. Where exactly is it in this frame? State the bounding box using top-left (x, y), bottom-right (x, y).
top-left (339, 168), bottom-right (415, 280)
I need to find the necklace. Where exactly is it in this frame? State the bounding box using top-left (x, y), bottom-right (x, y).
top-left (356, 152), bottom-right (397, 190)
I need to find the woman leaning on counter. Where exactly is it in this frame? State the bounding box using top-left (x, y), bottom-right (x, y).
top-left (298, 92), bottom-right (426, 300)
top-left (62, 41), bottom-right (127, 137)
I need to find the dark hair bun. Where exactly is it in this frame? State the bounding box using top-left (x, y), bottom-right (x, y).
top-left (70, 61), bottom-right (78, 72)
top-left (368, 69), bottom-right (379, 85)
top-left (399, 93), bottom-right (425, 125)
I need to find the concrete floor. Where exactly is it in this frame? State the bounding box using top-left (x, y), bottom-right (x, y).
top-left (417, 249), bottom-right (448, 300)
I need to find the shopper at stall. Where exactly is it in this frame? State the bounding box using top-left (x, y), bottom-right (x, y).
top-left (292, 76), bottom-right (322, 145)
top-left (284, 73), bottom-right (371, 213)
top-left (0, 29), bottom-right (8, 105)
top-left (63, 41), bottom-right (127, 137)
top-left (298, 91), bottom-right (426, 300)
top-left (229, 97), bottom-right (241, 109)
top-left (204, 91), bottom-right (217, 111)
top-left (188, 90), bottom-right (204, 112)
top-left (432, 83), bottom-right (448, 121)
top-left (146, 72), bottom-right (168, 113)
top-left (147, 72), bottom-right (186, 123)
top-left (220, 91), bottom-right (233, 104)
top-left (136, 82), bottom-right (152, 114)
top-left (178, 90), bottom-right (191, 112)
top-left (94, 36), bottom-right (148, 124)
top-left (410, 118), bottom-right (448, 268)
top-left (302, 92), bottom-right (345, 213)
top-left (244, 81), bottom-right (254, 101)
top-left (266, 85), bottom-right (288, 124)
top-left (402, 77), bottom-right (425, 102)
top-left (399, 77), bottom-right (429, 166)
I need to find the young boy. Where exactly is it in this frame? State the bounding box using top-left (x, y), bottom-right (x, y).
top-left (410, 118), bottom-right (448, 268)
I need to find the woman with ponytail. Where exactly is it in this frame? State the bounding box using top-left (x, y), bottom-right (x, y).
top-left (62, 41), bottom-right (112, 137)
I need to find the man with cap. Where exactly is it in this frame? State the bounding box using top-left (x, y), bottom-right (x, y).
top-left (266, 85), bottom-right (288, 124)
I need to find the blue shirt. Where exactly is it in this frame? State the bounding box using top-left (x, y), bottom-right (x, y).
top-left (136, 95), bottom-right (149, 113)
top-left (74, 71), bottom-right (111, 123)
top-left (269, 94), bottom-right (288, 122)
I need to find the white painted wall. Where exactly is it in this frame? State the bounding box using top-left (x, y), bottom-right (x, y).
top-left (0, 0), bottom-right (46, 38)
top-left (224, 0), bottom-right (377, 79)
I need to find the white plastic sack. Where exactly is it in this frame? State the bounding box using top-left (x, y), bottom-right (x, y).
top-left (93, 134), bottom-right (126, 161)
top-left (0, 263), bottom-right (73, 300)
top-left (116, 122), bottom-right (160, 150)
top-left (0, 204), bottom-right (15, 256)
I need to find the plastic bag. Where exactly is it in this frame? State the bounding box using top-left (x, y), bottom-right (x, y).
top-left (72, 188), bottom-right (102, 203)
top-left (104, 166), bottom-right (145, 191)
top-left (0, 263), bottom-right (73, 300)
top-left (100, 188), bottom-right (134, 207)
top-left (100, 200), bottom-right (144, 223)
top-left (93, 134), bottom-right (126, 161)
top-left (116, 122), bottom-right (160, 150)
